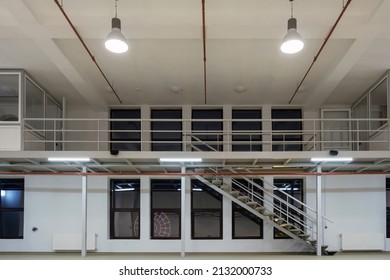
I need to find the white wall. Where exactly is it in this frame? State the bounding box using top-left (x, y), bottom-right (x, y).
top-left (0, 173), bottom-right (388, 253)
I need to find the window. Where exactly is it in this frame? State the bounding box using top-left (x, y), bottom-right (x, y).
top-left (151, 179), bottom-right (181, 239)
top-left (369, 77), bottom-right (388, 131)
top-left (272, 109), bottom-right (302, 151)
top-left (110, 109), bottom-right (141, 151)
top-left (352, 96), bottom-right (369, 151)
top-left (386, 178), bottom-right (390, 238)
top-left (110, 179), bottom-right (140, 239)
top-left (0, 178), bottom-right (24, 239)
top-left (232, 178), bottom-right (263, 239)
top-left (273, 178), bottom-right (304, 239)
top-left (45, 96), bottom-right (63, 151)
top-left (191, 179), bottom-right (222, 239)
top-left (192, 109), bottom-right (223, 151)
top-left (151, 109), bottom-right (182, 151)
top-left (25, 77), bottom-right (44, 132)
top-left (232, 109), bottom-right (262, 151)
top-left (0, 74), bottom-right (19, 122)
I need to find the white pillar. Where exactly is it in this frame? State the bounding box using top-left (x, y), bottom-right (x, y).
top-left (316, 165), bottom-right (322, 256)
top-left (181, 166), bottom-right (186, 257)
top-left (81, 166), bottom-right (87, 257)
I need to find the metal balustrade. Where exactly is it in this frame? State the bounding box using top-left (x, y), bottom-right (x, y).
top-left (21, 117), bottom-right (390, 151)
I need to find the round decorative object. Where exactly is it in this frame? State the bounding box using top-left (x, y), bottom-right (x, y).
top-left (153, 212), bottom-right (171, 238)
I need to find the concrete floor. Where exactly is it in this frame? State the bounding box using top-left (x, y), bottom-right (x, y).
top-left (0, 251), bottom-right (389, 260)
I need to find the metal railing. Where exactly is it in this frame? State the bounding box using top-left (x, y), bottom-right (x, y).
top-left (21, 117), bottom-right (390, 151)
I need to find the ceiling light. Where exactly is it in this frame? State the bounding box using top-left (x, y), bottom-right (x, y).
top-left (48, 158), bottom-right (91, 162)
top-left (311, 157), bottom-right (353, 163)
top-left (160, 158), bottom-right (203, 162)
top-left (1, 190), bottom-right (5, 197)
top-left (280, 0), bottom-right (304, 54)
top-left (105, 0), bottom-right (128, 54)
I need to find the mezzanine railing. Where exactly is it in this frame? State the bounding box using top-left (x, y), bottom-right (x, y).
top-left (22, 117), bottom-right (389, 151)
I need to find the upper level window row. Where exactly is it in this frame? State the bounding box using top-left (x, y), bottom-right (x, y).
top-left (110, 108), bottom-right (302, 152)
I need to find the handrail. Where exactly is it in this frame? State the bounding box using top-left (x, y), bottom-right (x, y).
top-left (20, 117), bottom-right (390, 152)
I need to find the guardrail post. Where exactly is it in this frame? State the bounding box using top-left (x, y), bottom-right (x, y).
top-left (316, 165), bottom-right (322, 256)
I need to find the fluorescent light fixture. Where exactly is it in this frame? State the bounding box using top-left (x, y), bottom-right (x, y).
top-left (48, 157), bottom-right (91, 162)
top-left (1, 190), bottom-right (5, 197)
top-left (311, 157), bottom-right (353, 162)
top-left (159, 158), bottom-right (202, 162)
top-left (115, 188), bottom-right (135, 192)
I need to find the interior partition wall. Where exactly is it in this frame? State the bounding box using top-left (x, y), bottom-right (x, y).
top-left (0, 70), bottom-right (62, 151)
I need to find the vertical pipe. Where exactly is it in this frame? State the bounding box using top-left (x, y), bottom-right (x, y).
top-left (62, 97), bottom-right (66, 151)
top-left (316, 165), bottom-right (322, 256)
top-left (202, 0), bottom-right (207, 104)
top-left (81, 165), bottom-right (88, 257)
top-left (180, 166), bottom-right (186, 257)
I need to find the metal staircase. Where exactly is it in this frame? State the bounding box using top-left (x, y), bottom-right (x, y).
top-left (187, 139), bottom-right (332, 254)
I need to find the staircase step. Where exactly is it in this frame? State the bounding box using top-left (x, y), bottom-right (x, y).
top-left (263, 211), bottom-right (275, 219)
top-left (220, 184), bottom-right (231, 191)
top-left (280, 223), bottom-right (293, 230)
top-left (238, 196), bottom-right (249, 203)
top-left (309, 240), bottom-right (317, 246)
top-left (298, 234), bottom-right (310, 241)
top-left (211, 179), bottom-right (222, 186)
top-left (289, 228), bottom-right (303, 234)
top-left (255, 206), bottom-right (266, 213)
top-left (273, 217), bottom-right (285, 225)
top-left (230, 191), bottom-right (240, 198)
top-left (246, 201), bottom-right (258, 208)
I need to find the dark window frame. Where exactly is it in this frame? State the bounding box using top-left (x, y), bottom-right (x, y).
top-left (386, 178), bottom-right (390, 238)
top-left (192, 109), bottom-right (224, 151)
top-left (191, 179), bottom-right (223, 239)
top-left (0, 178), bottom-right (24, 239)
top-left (110, 109), bottom-right (141, 151)
top-left (109, 179), bottom-right (141, 239)
top-left (271, 109), bottom-right (302, 151)
top-left (232, 109), bottom-right (262, 151)
top-left (151, 109), bottom-right (183, 151)
top-left (273, 178), bottom-right (304, 239)
top-left (150, 179), bottom-right (181, 240)
top-left (231, 178), bottom-right (264, 239)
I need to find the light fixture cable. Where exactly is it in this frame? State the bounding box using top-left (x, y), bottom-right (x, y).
top-left (53, 0), bottom-right (123, 104)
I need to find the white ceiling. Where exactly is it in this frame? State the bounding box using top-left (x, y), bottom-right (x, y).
top-left (1, 0), bottom-right (390, 111)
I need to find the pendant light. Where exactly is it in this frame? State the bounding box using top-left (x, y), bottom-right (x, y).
top-left (105, 0), bottom-right (128, 53)
top-left (280, 0), bottom-right (304, 54)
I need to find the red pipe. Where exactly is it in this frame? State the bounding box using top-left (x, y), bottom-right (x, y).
top-left (288, 0), bottom-right (353, 104)
top-left (53, 0), bottom-right (123, 104)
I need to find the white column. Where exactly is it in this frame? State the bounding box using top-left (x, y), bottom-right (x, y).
top-left (316, 165), bottom-right (322, 256)
top-left (81, 165), bottom-right (87, 257)
top-left (181, 166), bottom-right (186, 257)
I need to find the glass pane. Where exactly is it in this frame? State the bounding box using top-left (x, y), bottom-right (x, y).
top-left (152, 211), bottom-right (180, 238)
top-left (193, 211), bottom-right (221, 238)
top-left (45, 97), bottom-right (62, 151)
top-left (25, 78), bottom-right (44, 130)
top-left (322, 110), bottom-right (350, 150)
top-left (370, 78), bottom-right (388, 131)
top-left (110, 109), bottom-right (141, 151)
top-left (233, 209), bottom-right (262, 238)
top-left (151, 180), bottom-right (181, 209)
top-left (192, 109), bottom-right (223, 151)
top-left (192, 179), bottom-right (222, 209)
top-left (352, 97), bottom-right (368, 150)
top-left (0, 189), bottom-right (24, 208)
top-left (232, 109), bottom-right (262, 151)
top-left (111, 179), bottom-right (140, 208)
top-left (113, 211), bottom-right (139, 238)
top-left (272, 109), bottom-right (302, 151)
top-left (0, 211), bottom-right (24, 238)
top-left (0, 74), bottom-right (19, 122)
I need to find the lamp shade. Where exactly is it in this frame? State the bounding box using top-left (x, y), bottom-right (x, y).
top-left (105, 17), bottom-right (128, 53)
top-left (280, 18), bottom-right (304, 54)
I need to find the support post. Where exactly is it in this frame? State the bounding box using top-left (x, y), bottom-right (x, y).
top-left (316, 165), bottom-right (322, 256)
top-left (180, 166), bottom-right (186, 257)
top-left (81, 165), bottom-right (87, 257)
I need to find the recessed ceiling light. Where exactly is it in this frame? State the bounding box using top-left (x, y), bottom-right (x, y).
top-left (235, 85), bottom-right (246, 94)
top-left (170, 86), bottom-right (183, 94)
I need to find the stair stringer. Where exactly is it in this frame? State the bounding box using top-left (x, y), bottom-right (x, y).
top-left (191, 173), bottom-right (316, 252)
